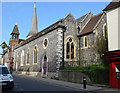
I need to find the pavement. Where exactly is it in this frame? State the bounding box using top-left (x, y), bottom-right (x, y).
top-left (14, 73), bottom-right (120, 93)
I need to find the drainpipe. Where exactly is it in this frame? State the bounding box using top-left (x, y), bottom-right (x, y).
top-left (79, 37), bottom-right (80, 66)
top-left (77, 25), bottom-right (80, 66)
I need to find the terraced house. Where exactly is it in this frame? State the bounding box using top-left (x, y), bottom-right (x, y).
top-left (11, 3), bottom-right (107, 78)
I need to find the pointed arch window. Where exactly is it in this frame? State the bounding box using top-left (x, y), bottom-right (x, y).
top-left (34, 46), bottom-right (38, 64)
top-left (71, 43), bottom-right (74, 59)
top-left (103, 24), bottom-right (107, 39)
top-left (26, 49), bottom-right (29, 65)
top-left (65, 37), bottom-right (75, 60)
top-left (21, 50), bottom-right (24, 66)
top-left (66, 42), bottom-right (70, 59)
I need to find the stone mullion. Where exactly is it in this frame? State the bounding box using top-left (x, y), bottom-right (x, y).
top-left (70, 42), bottom-right (71, 60)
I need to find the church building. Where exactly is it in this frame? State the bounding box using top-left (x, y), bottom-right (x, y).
top-left (13, 3), bottom-right (107, 78)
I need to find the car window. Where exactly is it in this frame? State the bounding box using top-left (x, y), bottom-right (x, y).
top-left (0, 67), bottom-right (9, 74)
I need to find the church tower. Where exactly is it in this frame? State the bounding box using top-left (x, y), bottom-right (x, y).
top-left (9, 24), bottom-right (20, 69)
top-left (27, 3), bottom-right (38, 38)
top-left (10, 24), bottom-right (20, 41)
top-left (9, 24), bottom-right (20, 53)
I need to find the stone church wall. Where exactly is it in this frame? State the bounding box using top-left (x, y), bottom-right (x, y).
top-left (15, 28), bottom-right (58, 74)
top-left (80, 14), bottom-right (107, 66)
top-left (62, 14), bottom-right (79, 65)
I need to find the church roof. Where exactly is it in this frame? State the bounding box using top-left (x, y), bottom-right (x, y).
top-left (19, 39), bottom-right (25, 43)
top-left (103, 1), bottom-right (120, 11)
top-left (76, 13), bottom-right (88, 22)
top-left (79, 12), bottom-right (104, 36)
top-left (11, 24), bottom-right (20, 35)
top-left (27, 3), bottom-right (38, 37)
top-left (15, 20), bottom-right (64, 49)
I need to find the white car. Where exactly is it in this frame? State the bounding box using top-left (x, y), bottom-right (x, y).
top-left (0, 65), bottom-right (14, 89)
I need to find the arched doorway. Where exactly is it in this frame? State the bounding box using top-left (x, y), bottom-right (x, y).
top-left (42, 55), bottom-right (47, 77)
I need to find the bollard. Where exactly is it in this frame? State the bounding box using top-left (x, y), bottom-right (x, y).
top-left (83, 76), bottom-right (86, 89)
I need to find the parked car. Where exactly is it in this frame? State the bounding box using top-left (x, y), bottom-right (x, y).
top-left (0, 65), bottom-right (14, 89)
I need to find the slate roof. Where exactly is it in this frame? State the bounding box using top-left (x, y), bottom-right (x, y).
top-left (76, 13), bottom-right (87, 23)
top-left (103, 1), bottom-right (120, 11)
top-left (79, 12), bottom-right (104, 36)
top-left (11, 24), bottom-right (20, 35)
top-left (15, 20), bottom-right (64, 49)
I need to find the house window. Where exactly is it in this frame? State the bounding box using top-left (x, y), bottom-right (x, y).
top-left (34, 46), bottom-right (38, 64)
top-left (21, 50), bottom-right (24, 66)
top-left (84, 36), bottom-right (88, 48)
top-left (43, 38), bottom-right (48, 49)
top-left (65, 37), bottom-right (75, 60)
top-left (26, 49), bottom-right (29, 65)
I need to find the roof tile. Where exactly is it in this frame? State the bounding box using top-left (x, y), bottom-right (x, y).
top-left (80, 12), bottom-right (103, 36)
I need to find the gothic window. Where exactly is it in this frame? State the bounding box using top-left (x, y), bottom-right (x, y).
top-left (71, 43), bottom-right (74, 59)
top-left (43, 38), bottom-right (48, 49)
top-left (66, 42), bottom-right (70, 59)
top-left (77, 23), bottom-right (81, 34)
top-left (21, 50), bottom-right (24, 66)
top-left (65, 37), bottom-right (75, 60)
top-left (103, 24), bottom-right (107, 39)
top-left (84, 36), bottom-right (88, 48)
top-left (34, 46), bottom-right (38, 64)
top-left (26, 49), bottom-right (29, 65)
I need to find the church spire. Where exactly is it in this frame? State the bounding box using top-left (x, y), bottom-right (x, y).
top-left (34, 2), bottom-right (36, 8)
top-left (27, 2), bottom-right (38, 38)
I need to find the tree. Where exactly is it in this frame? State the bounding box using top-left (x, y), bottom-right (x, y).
top-left (95, 34), bottom-right (108, 66)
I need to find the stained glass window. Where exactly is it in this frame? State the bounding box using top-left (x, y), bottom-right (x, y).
top-left (43, 38), bottom-right (48, 49)
top-left (66, 42), bottom-right (70, 59)
top-left (44, 39), bottom-right (47, 47)
top-left (71, 43), bottom-right (74, 59)
top-left (66, 38), bottom-right (75, 60)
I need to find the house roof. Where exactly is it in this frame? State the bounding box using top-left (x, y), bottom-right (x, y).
top-left (11, 24), bottom-right (20, 35)
top-left (103, 1), bottom-right (120, 11)
top-left (79, 12), bottom-right (104, 36)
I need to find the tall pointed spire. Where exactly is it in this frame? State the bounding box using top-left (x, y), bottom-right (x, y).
top-left (27, 2), bottom-right (38, 38)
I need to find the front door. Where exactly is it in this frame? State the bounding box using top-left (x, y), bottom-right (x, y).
top-left (43, 56), bottom-right (47, 75)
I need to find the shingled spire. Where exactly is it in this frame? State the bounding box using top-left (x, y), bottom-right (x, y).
top-left (27, 2), bottom-right (38, 38)
top-left (11, 24), bottom-right (20, 35)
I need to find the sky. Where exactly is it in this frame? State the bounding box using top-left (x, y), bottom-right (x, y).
top-left (0, 1), bottom-right (110, 55)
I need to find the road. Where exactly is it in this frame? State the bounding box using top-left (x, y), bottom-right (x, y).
top-left (2, 74), bottom-right (86, 92)
top-left (2, 74), bottom-right (119, 93)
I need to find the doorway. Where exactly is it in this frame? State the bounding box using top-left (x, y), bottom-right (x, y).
top-left (42, 55), bottom-right (47, 76)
